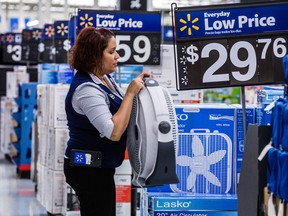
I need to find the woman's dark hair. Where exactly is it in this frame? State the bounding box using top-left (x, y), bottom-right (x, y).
top-left (69, 27), bottom-right (115, 73)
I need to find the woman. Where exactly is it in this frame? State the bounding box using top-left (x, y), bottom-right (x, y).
top-left (63, 27), bottom-right (151, 215)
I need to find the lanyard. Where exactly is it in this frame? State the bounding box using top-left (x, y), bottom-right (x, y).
top-left (106, 74), bottom-right (123, 98)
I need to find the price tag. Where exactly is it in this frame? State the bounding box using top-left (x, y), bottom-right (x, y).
top-left (39, 24), bottom-right (55, 63)
top-left (116, 33), bottom-right (160, 65)
top-left (77, 10), bottom-right (161, 65)
top-left (42, 40), bottom-right (55, 63)
top-left (3, 33), bottom-right (22, 63)
top-left (177, 35), bottom-right (287, 89)
top-left (54, 20), bottom-right (70, 63)
top-left (55, 38), bottom-right (71, 63)
top-left (173, 2), bottom-right (288, 90)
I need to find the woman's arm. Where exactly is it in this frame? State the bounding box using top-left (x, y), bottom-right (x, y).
top-left (110, 72), bottom-right (151, 141)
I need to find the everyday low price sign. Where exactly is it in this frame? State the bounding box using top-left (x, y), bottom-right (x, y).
top-left (76, 10), bottom-right (161, 65)
top-left (173, 1), bottom-right (288, 90)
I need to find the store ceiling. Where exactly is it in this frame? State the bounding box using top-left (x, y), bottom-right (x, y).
top-left (0, 0), bottom-right (240, 11)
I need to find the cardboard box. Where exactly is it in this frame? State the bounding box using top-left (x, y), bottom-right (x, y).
top-left (173, 104), bottom-right (236, 195)
top-left (115, 175), bottom-right (131, 216)
top-left (168, 88), bottom-right (203, 104)
top-left (230, 104), bottom-right (255, 184)
top-left (6, 72), bottom-right (29, 98)
top-left (38, 64), bottom-right (59, 84)
top-left (146, 193), bottom-right (237, 216)
top-left (48, 84), bottom-right (69, 128)
top-left (37, 84), bottom-right (49, 126)
top-left (48, 127), bottom-right (69, 170)
top-left (45, 169), bottom-right (67, 215)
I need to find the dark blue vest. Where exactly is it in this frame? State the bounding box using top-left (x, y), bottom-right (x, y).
top-left (65, 71), bottom-right (127, 168)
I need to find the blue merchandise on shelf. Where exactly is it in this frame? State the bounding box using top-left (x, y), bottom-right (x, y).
top-left (267, 148), bottom-right (280, 198)
top-left (114, 65), bottom-right (142, 87)
top-left (38, 64), bottom-right (59, 84)
top-left (278, 151), bottom-right (288, 202)
top-left (283, 55), bottom-right (288, 84)
top-left (256, 87), bottom-right (285, 126)
top-left (57, 64), bottom-right (74, 84)
top-left (230, 104), bottom-right (255, 184)
top-left (281, 102), bottom-right (288, 151)
top-left (11, 82), bottom-right (37, 177)
top-left (173, 104), bottom-right (236, 195)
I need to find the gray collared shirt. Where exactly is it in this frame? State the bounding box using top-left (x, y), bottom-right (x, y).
top-left (71, 73), bottom-right (124, 139)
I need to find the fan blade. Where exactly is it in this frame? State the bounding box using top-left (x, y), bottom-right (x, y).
top-left (207, 150), bottom-right (226, 164)
top-left (192, 135), bottom-right (204, 156)
top-left (187, 172), bottom-right (197, 190)
top-left (177, 155), bottom-right (192, 166)
top-left (204, 171), bottom-right (221, 187)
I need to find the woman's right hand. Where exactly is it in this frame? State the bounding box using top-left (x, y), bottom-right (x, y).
top-left (126, 72), bottom-right (152, 96)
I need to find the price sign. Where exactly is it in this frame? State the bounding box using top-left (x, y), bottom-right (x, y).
top-left (54, 39), bottom-right (71, 63)
top-left (173, 2), bottom-right (288, 90)
top-left (0, 34), bottom-right (4, 64)
top-left (21, 29), bottom-right (39, 63)
top-left (68, 16), bottom-right (77, 47)
top-left (39, 24), bottom-right (55, 63)
top-left (3, 33), bottom-right (22, 63)
top-left (177, 34), bottom-right (287, 89)
top-left (77, 10), bottom-right (161, 65)
top-left (54, 20), bottom-right (70, 63)
top-left (116, 33), bottom-right (160, 65)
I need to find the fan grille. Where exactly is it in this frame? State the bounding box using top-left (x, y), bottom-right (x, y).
top-left (127, 97), bottom-right (141, 174)
top-left (163, 88), bottom-right (178, 151)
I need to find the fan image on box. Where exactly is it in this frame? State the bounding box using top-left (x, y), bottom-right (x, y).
top-left (126, 78), bottom-right (179, 187)
top-left (170, 129), bottom-right (232, 194)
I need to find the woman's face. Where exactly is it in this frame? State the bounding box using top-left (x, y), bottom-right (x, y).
top-left (102, 36), bottom-right (119, 74)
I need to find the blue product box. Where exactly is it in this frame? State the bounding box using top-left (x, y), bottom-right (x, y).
top-left (38, 63), bottom-right (59, 72)
top-left (172, 104), bottom-right (236, 195)
top-left (150, 211), bottom-right (238, 216)
top-left (114, 65), bottom-right (142, 87)
top-left (229, 104), bottom-right (255, 184)
top-left (256, 87), bottom-right (284, 125)
top-left (147, 104), bottom-right (237, 194)
top-left (38, 64), bottom-right (59, 84)
top-left (57, 64), bottom-right (74, 84)
top-left (262, 86), bottom-right (284, 103)
top-left (148, 193), bottom-right (238, 213)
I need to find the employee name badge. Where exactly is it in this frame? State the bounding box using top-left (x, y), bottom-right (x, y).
top-left (71, 149), bottom-right (102, 167)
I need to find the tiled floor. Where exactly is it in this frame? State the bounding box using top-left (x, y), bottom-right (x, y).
top-left (0, 153), bottom-right (47, 216)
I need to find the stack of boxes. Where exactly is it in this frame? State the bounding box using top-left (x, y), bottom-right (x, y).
top-left (36, 83), bottom-right (134, 215)
top-left (0, 69), bottom-right (29, 156)
top-left (36, 84), bottom-right (69, 215)
top-left (115, 150), bottom-right (133, 216)
top-left (37, 63), bottom-right (74, 85)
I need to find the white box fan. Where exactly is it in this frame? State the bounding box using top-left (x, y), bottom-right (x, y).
top-left (126, 78), bottom-right (179, 187)
top-left (170, 129), bottom-right (233, 194)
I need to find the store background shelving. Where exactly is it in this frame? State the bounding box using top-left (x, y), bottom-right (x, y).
top-left (1, 0), bottom-right (287, 215)
top-left (0, 0), bottom-right (240, 33)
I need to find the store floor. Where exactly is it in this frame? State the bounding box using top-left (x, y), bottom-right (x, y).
top-left (0, 152), bottom-right (47, 216)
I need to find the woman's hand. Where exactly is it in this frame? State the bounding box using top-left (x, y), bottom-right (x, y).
top-left (126, 72), bottom-right (152, 97)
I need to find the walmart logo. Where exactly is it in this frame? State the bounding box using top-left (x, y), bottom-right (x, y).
top-left (45, 26), bottom-right (55, 38)
top-left (57, 23), bottom-right (68, 36)
top-left (80, 13), bottom-right (94, 28)
top-left (179, 14), bottom-right (199, 36)
top-left (32, 30), bottom-right (42, 40)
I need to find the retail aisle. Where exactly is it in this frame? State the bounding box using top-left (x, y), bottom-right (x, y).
top-left (0, 153), bottom-right (47, 216)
